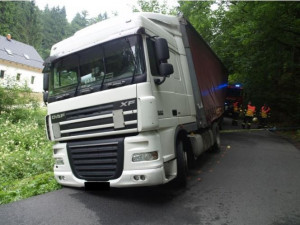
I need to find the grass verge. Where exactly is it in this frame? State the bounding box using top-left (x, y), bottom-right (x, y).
top-left (0, 107), bottom-right (62, 205)
top-left (0, 172), bottom-right (61, 205)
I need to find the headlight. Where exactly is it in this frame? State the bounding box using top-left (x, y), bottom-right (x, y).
top-left (132, 151), bottom-right (158, 162)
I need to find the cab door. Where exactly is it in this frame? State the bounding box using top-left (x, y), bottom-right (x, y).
top-left (146, 37), bottom-right (190, 121)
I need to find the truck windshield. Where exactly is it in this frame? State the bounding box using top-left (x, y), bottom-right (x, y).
top-left (49, 35), bottom-right (145, 99)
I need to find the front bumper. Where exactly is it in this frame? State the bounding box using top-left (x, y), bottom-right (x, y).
top-left (53, 131), bottom-right (174, 188)
top-left (54, 166), bottom-right (167, 188)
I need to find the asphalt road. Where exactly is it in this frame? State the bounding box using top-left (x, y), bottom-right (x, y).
top-left (1, 118), bottom-right (300, 225)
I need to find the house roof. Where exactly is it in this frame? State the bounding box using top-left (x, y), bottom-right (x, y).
top-left (0, 35), bottom-right (44, 69)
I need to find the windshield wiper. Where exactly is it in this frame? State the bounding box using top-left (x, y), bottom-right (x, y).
top-left (74, 82), bottom-right (81, 96)
top-left (100, 71), bottom-right (107, 91)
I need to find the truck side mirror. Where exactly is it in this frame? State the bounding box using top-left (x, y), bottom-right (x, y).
top-left (155, 38), bottom-right (170, 61)
top-left (43, 73), bottom-right (49, 91)
top-left (159, 63), bottom-right (173, 77)
top-left (43, 91), bottom-right (48, 104)
top-left (153, 38), bottom-right (173, 85)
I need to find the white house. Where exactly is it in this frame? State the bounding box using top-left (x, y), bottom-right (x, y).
top-left (0, 34), bottom-right (44, 92)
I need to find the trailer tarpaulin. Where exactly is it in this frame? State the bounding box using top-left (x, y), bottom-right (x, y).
top-left (185, 23), bottom-right (228, 124)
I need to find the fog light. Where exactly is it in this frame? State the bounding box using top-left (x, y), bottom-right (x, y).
top-left (133, 175), bottom-right (146, 181)
top-left (55, 158), bottom-right (64, 165)
top-left (58, 176), bottom-right (65, 180)
top-left (132, 151), bottom-right (158, 162)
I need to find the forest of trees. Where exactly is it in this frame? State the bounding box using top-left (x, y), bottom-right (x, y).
top-left (0, 1), bottom-right (108, 59)
top-left (179, 1), bottom-right (299, 124)
top-left (0, 1), bottom-right (299, 124)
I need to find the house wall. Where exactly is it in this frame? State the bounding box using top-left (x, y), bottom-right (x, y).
top-left (0, 59), bottom-right (43, 92)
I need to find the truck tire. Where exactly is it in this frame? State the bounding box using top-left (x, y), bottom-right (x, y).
top-left (186, 141), bottom-right (196, 169)
top-left (212, 124), bottom-right (221, 152)
top-left (174, 138), bottom-right (188, 187)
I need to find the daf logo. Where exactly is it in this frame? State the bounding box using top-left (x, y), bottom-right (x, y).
top-left (120, 100), bottom-right (135, 107)
top-left (51, 113), bottom-right (65, 120)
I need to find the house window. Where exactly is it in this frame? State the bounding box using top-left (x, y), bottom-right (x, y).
top-left (0, 70), bottom-right (4, 79)
top-left (16, 73), bottom-right (21, 81)
top-left (31, 76), bottom-right (35, 84)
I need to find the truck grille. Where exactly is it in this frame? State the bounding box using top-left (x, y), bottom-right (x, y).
top-left (67, 138), bottom-right (124, 181)
top-left (50, 99), bottom-right (137, 140)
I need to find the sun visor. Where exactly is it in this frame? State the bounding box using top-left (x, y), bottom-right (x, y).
top-left (49, 25), bottom-right (145, 60)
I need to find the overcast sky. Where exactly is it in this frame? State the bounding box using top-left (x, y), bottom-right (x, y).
top-left (35, 0), bottom-right (179, 22)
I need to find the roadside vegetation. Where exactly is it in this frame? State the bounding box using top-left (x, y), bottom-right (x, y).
top-left (0, 85), bottom-right (61, 205)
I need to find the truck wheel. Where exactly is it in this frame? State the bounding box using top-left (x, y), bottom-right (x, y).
top-left (212, 124), bottom-right (221, 152)
top-left (186, 141), bottom-right (196, 169)
top-left (174, 138), bottom-right (188, 187)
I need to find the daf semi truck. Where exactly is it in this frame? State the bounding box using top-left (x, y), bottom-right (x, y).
top-left (43, 13), bottom-right (228, 188)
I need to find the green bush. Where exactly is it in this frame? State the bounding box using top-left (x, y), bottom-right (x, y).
top-left (0, 109), bottom-right (51, 179)
top-left (0, 83), bottom-right (36, 112)
top-left (0, 86), bottom-right (61, 205)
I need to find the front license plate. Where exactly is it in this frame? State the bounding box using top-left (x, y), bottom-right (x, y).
top-left (85, 182), bottom-right (110, 191)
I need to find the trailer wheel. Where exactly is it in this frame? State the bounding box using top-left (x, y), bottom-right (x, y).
top-left (174, 138), bottom-right (188, 187)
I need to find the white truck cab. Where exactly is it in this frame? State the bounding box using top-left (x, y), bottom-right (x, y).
top-left (43, 13), bottom-right (227, 188)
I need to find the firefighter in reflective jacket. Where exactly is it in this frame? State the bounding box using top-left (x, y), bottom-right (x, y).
top-left (259, 103), bottom-right (271, 128)
top-left (242, 101), bottom-right (256, 129)
top-left (232, 101), bottom-right (240, 126)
